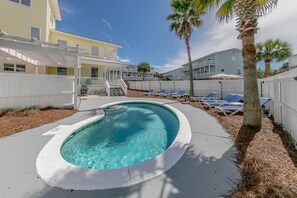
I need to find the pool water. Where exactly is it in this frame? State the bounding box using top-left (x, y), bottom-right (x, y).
top-left (60, 103), bottom-right (179, 170)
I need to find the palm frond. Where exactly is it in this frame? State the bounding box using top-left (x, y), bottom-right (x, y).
top-left (215, 0), bottom-right (235, 23)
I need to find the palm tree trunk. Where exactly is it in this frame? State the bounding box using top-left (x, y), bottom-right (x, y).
top-left (142, 72), bottom-right (146, 81)
top-left (185, 38), bottom-right (194, 97)
top-left (242, 30), bottom-right (262, 128)
top-left (264, 59), bottom-right (271, 77)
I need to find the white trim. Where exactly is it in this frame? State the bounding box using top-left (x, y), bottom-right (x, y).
top-left (36, 100), bottom-right (192, 190)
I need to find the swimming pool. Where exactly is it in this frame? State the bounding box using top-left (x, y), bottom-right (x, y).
top-left (36, 100), bottom-right (191, 190)
top-left (61, 103), bottom-right (179, 169)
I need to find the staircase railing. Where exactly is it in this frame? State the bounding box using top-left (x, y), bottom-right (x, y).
top-left (119, 78), bottom-right (128, 95)
top-left (104, 80), bottom-right (111, 96)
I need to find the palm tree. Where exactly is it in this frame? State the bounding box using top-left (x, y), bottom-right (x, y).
top-left (256, 39), bottom-right (292, 77)
top-left (199, 0), bottom-right (278, 128)
top-left (137, 62), bottom-right (151, 81)
top-left (166, 0), bottom-right (204, 97)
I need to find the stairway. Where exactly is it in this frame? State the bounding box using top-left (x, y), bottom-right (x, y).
top-left (110, 87), bottom-right (125, 96)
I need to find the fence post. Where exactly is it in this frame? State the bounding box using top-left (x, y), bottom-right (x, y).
top-left (219, 81), bottom-right (222, 99)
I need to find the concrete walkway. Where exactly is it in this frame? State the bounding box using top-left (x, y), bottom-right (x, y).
top-left (0, 97), bottom-right (240, 198)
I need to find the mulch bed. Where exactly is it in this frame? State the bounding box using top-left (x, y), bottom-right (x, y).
top-left (128, 89), bottom-right (297, 198)
top-left (0, 108), bottom-right (76, 138)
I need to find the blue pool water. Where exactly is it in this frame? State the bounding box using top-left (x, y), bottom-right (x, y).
top-left (60, 103), bottom-right (179, 170)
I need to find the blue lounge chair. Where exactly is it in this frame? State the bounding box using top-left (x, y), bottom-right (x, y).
top-left (172, 90), bottom-right (186, 98)
top-left (154, 89), bottom-right (167, 96)
top-left (203, 94), bottom-right (244, 108)
top-left (144, 89), bottom-right (154, 95)
top-left (162, 90), bottom-right (176, 97)
top-left (201, 93), bottom-right (236, 103)
top-left (215, 97), bottom-right (271, 116)
top-left (190, 91), bottom-right (217, 102)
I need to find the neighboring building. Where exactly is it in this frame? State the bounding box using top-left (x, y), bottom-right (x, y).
top-left (162, 68), bottom-right (183, 80)
top-left (163, 48), bottom-right (243, 80)
top-left (121, 64), bottom-right (157, 81)
top-left (289, 54), bottom-right (297, 70)
top-left (0, 0), bottom-right (126, 95)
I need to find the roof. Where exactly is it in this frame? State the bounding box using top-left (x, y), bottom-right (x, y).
top-left (50, 0), bottom-right (61, 21)
top-left (50, 29), bottom-right (122, 48)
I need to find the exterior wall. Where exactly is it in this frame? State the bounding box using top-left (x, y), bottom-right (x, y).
top-left (215, 49), bottom-right (243, 75)
top-left (0, 60), bottom-right (45, 74)
top-left (289, 54), bottom-right (297, 70)
top-left (0, 0), bottom-right (48, 41)
top-left (179, 48), bottom-right (243, 80)
top-left (49, 30), bottom-right (118, 61)
top-left (163, 68), bottom-right (183, 80)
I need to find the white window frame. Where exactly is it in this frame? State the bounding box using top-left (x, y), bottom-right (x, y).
top-left (30, 26), bottom-right (41, 41)
top-left (9, 0), bottom-right (31, 7)
top-left (3, 63), bottom-right (26, 72)
top-left (91, 46), bottom-right (99, 57)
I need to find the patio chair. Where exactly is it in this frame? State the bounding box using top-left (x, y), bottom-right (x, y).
top-left (201, 93), bottom-right (236, 103)
top-left (215, 97), bottom-right (271, 116)
top-left (172, 90), bottom-right (186, 98)
top-left (162, 90), bottom-right (176, 97)
top-left (203, 94), bottom-right (244, 108)
top-left (190, 91), bottom-right (218, 102)
top-left (144, 89), bottom-right (155, 96)
top-left (154, 89), bottom-right (167, 96)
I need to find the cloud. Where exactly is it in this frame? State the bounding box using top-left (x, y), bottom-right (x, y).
top-left (123, 40), bottom-right (131, 49)
top-left (60, 2), bottom-right (76, 20)
top-left (102, 18), bottom-right (112, 31)
top-left (102, 32), bottom-right (113, 42)
top-left (117, 56), bottom-right (131, 63)
top-left (161, 0), bottom-right (297, 72)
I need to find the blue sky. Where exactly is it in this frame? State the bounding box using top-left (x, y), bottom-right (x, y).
top-left (57, 0), bottom-right (297, 72)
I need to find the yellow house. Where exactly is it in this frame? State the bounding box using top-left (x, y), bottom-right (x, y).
top-left (0, 0), bottom-right (126, 96)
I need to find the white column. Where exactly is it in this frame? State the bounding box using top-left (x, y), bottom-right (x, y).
top-left (104, 65), bottom-right (106, 80)
top-left (120, 65), bottom-right (123, 78)
top-left (73, 56), bottom-right (79, 110)
top-left (35, 66), bottom-right (38, 74)
top-left (116, 68), bottom-right (118, 79)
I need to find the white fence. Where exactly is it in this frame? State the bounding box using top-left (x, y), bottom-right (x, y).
top-left (0, 73), bottom-right (75, 109)
top-left (261, 68), bottom-right (297, 142)
top-left (129, 70), bottom-right (297, 144)
top-left (129, 80), bottom-right (244, 98)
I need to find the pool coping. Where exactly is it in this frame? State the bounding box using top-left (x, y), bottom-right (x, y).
top-left (36, 100), bottom-right (192, 190)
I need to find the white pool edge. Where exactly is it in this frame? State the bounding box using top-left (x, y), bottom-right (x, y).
top-left (36, 100), bottom-right (192, 190)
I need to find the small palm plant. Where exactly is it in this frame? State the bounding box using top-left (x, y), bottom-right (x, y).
top-left (199, 0), bottom-right (278, 127)
top-left (137, 62), bottom-right (151, 81)
top-left (166, 0), bottom-right (204, 97)
top-left (256, 39), bottom-right (292, 77)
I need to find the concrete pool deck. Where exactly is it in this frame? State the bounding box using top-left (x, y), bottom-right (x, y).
top-left (0, 97), bottom-right (240, 198)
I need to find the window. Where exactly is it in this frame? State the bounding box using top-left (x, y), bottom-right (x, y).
top-left (57, 67), bottom-right (67, 75)
top-left (30, 27), bottom-right (40, 40)
top-left (16, 64), bottom-right (26, 72)
top-left (236, 69), bottom-right (242, 75)
top-left (3, 63), bottom-right (14, 71)
top-left (10, 0), bottom-right (31, 7)
top-left (91, 67), bottom-right (98, 78)
top-left (91, 46), bottom-right (99, 57)
top-left (232, 56), bottom-right (236, 61)
top-left (57, 39), bottom-right (67, 46)
top-left (221, 69), bottom-right (225, 72)
top-left (3, 63), bottom-right (26, 72)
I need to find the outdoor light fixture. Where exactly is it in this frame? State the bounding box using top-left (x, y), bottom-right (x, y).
top-left (294, 76), bottom-right (297, 81)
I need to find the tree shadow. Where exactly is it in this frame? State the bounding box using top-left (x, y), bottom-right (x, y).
top-left (27, 141), bottom-right (240, 198)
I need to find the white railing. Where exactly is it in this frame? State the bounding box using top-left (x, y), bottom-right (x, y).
top-left (119, 78), bottom-right (128, 95)
top-left (0, 73), bottom-right (75, 108)
top-left (104, 80), bottom-right (111, 96)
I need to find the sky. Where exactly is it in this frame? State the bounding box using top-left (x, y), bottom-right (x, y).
top-left (57, 0), bottom-right (297, 72)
